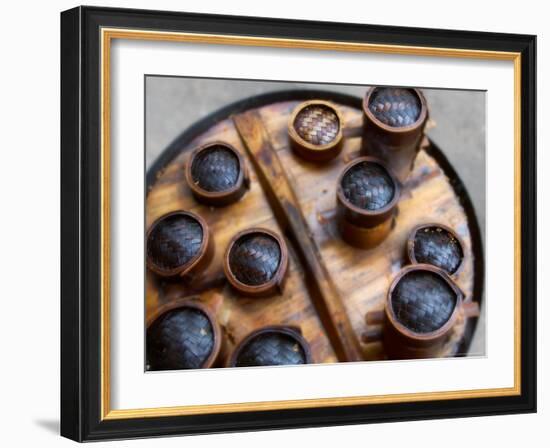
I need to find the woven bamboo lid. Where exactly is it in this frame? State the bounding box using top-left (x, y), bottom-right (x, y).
top-left (186, 142), bottom-right (249, 206)
top-left (408, 224), bottom-right (465, 275)
top-left (146, 211), bottom-right (212, 277)
top-left (191, 144), bottom-right (240, 191)
top-left (288, 100), bottom-right (344, 162)
top-left (390, 269), bottom-right (458, 334)
top-left (146, 302), bottom-right (220, 370)
top-left (294, 104), bottom-right (340, 145)
top-left (368, 87), bottom-right (422, 128)
top-left (335, 157), bottom-right (400, 249)
top-left (224, 228), bottom-right (288, 297)
top-left (229, 326), bottom-right (311, 367)
top-left (341, 160), bottom-right (396, 211)
top-left (229, 233), bottom-right (280, 285)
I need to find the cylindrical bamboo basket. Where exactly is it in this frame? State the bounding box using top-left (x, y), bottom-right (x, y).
top-left (146, 298), bottom-right (222, 370)
top-left (381, 265), bottom-right (478, 359)
top-left (227, 325), bottom-right (312, 367)
top-left (288, 100), bottom-right (344, 162)
top-left (406, 223), bottom-right (465, 276)
top-left (185, 141), bottom-right (250, 206)
top-left (146, 210), bottom-right (214, 278)
top-left (362, 87), bottom-right (428, 183)
top-left (336, 156), bottom-right (400, 249)
top-left (224, 228), bottom-right (289, 297)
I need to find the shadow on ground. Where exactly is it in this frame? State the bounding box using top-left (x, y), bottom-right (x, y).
top-left (34, 419), bottom-right (59, 435)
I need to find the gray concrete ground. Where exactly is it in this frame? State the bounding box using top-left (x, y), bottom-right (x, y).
top-left (145, 77), bottom-right (486, 355)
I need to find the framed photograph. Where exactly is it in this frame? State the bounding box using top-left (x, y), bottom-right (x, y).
top-left (60, 6), bottom-right (536, 441)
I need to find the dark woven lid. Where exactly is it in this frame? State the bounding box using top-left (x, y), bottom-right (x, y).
top-left (341, 161), bottom-right (395, 210)
top-left (391, 270), bottom-right (457, 333)
top-left (369, 88), bottom-right (421, 127)
top-left (190, 145), bottom-right (240, 192)
top-left (235, 331), bottom-right (307, 367)
top-left (229, 233), bottom-right (281, 286)
top-left (147, 213), bottom-right (203, 271)
top-left (293, 104), bottom-right (340, 146)
top-left (147, 307), bottom-right (214, 370)
top-left (413, 226), bottom-right (463, 274)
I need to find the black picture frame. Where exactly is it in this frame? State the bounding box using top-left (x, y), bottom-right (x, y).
top-left (61, 6), bottom-right (536, 442)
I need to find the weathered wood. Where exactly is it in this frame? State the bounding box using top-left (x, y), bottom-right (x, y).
top-left (267, 105), bottom-right (475, 360)
top-left (233, 110), bottom-right (363, 362)
top-left (146, 94), bottom-right (481, 367)
top-left (146, 117), bottom-right (338, 366)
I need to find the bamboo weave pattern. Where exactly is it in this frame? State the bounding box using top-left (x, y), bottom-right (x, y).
top-left (191, 145), bottom-right (240, 192)
top-left (147, 308), bottom-right (214, 370)
top-left (369, 88), bottom-right (421, 127)
top-left (414, 227), bottom-right (463, 274)
top-left (147, 214), bottom-right (203, 271)
top-left (294, 104), bottom-right (339, 145)
top-left (229, 233), bottom-right (281, 286)
top-left (341, 161), bottom-right (395, 210)
top-left (235, 331), bottom-right (307, 367)
top-left (392, 271), bottom-right (457, 333)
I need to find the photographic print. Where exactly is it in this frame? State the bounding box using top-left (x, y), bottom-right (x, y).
top-left (61, 7), bottom-right (535, 440)
top-left (144, 78), bottom-right (486, 370)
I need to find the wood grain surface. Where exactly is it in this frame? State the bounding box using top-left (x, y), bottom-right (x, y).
top-left (145, 97), bottom-right (481, 367)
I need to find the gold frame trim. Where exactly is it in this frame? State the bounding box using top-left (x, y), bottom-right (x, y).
top-left (100, 28), bottom-right (522, 421)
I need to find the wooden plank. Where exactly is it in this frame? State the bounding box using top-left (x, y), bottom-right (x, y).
top-left (146, 96), bottom-right (481, 367)
top-left (259, 101), bottom-right (475, 359)
top-left (145, 116), bottom-right (338, 366)
top-left (233, 110), bottom-right (363, 362)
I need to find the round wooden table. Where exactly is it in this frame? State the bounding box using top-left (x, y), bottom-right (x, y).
top-left (146, 90), bottom-right (484, 367)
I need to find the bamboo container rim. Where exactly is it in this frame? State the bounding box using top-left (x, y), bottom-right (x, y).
top-left (146, 297), bottom-right (222, 369)
top-left (227, 325), bottom-right (312, 368)
top-left (385, 264), bottom-right (464, 342)
top-left (288, 100), bottom-right (344, 152)
top-left (336, 156), bottom-right (401, 219)
top-left (363, 86), bottom-right (428, 133)
top-left (146, 210), bottom-right (211, 277)
top-left (407, 223), bottom-right (466, 276)
top-left (185, 141), bottom-right (248, 200)
top-left (223, 227), bottom-right (289, 296)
